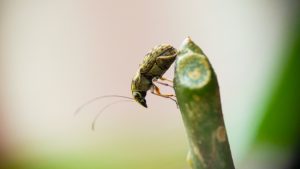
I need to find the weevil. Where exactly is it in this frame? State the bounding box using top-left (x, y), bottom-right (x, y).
top-left (131, 44), bottom-right (177, 107)
top-left (75, 44), bottom-right (178, 129)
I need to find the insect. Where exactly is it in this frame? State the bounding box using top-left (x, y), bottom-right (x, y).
top-left (131, 44), bottom-right (177, 107)
top-left (75, 44), bottom-right (178, 129)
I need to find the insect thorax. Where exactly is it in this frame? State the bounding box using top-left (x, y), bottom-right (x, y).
top-left (131, 72), bottom-right (152, 92)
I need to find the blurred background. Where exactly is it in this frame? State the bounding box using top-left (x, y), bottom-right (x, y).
top-left (0, 0), bottom-right (299, 169)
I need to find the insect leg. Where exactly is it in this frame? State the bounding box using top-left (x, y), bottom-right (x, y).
top-left (150, 85), bottom-right (178, 106)
top-left (160, 77), bottom-right (173, 83)
top-left (152, 85), bottom-right (174, 97)
top-left (152, 78), bottom-right (173, 88)
top-left (154, 80), bottom-right (173, 87)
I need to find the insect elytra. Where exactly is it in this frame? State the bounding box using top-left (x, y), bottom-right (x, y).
top-left (131, 44), bottom-right (177, 107)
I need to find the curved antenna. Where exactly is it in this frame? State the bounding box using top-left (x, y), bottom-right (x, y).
top-left (74, 95), bottom-right (134, 116)
top-left (92, 99), bottom-right (135, 130)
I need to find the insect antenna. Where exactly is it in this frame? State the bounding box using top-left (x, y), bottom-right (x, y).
top-left (74, 95), bottom-right (134, 116)
top-left (91, 99), bottom-right (135, 130)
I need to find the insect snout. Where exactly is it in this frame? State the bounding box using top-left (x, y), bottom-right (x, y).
top-left (132, 91), bottom-right (147, 108)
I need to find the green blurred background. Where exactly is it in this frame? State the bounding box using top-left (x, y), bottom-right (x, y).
top-left (0, 1), bottom-right (299, 169)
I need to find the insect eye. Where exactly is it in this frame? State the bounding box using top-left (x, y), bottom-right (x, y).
top-left (133, 92), bottom-right (141, 98)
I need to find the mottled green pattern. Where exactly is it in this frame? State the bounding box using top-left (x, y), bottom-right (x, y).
top-left (176, 54), bottom-right (211, 89)
top-left (174, 38), bottom-right (235, 169)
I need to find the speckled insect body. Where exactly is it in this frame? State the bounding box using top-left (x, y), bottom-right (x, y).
top-left (75, 44), bottom-right (178, 130)
top-left (131, 44), bottom-right (177, 107)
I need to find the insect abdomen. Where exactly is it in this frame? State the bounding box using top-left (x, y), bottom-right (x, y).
top-left (140, 44), bottom-right (177, 78)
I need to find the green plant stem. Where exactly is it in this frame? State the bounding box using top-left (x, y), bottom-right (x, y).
top-left (174, 37), bottom-right (235, 169)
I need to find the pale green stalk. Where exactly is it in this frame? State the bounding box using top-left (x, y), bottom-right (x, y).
top-left (174, 37), bottom-right (235, 169)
